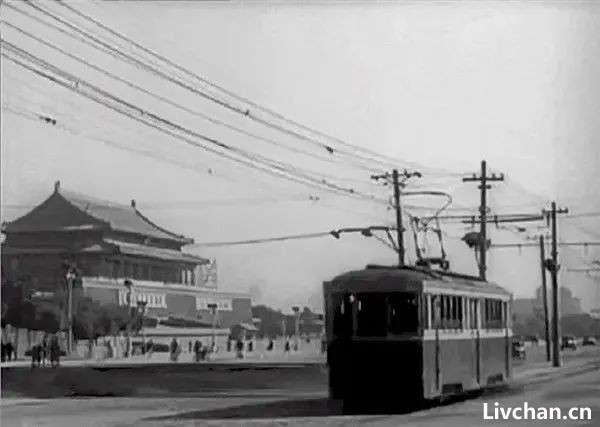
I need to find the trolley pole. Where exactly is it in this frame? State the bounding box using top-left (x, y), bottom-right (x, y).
top-left (539, 235), bottom-right (551, 362)
top-left (462, 160), bottom-right (504, 281)
top-left (544, 202), bottom-right (569, 368)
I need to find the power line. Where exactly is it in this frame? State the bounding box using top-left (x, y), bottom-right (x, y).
top-left (45, 0), bottom-right (462, 177)
top-left (15, 0), bottom-right (392, 174)
top-left (490, 242), bottom-right (600, 249)
top-left (192, 225), bottom-right (396, 247)
top-left (1, 42), bottom-right (387, 206)
top-left (0, 19), bottom-right (379, 177)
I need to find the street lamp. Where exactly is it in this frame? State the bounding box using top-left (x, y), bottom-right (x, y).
top-left (136, 300), bottom-right (147, 354)
top-left (292, 306), bottom-right (300, 351)
top-left (207, 303), bottom-right (218, 349)
top-left (65, 267), bottom-right (77, 354)
top-left (123, 279), bottom-right (134, 357)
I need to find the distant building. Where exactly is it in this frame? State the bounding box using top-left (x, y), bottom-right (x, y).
top-left (1, 182), bottom-right (252, 331)
top-left (513, 285), bottom-right (582, 323)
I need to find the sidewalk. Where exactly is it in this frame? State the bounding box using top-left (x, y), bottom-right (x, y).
top-left (512, 353), bottom-right (599, 384)
top-left (0, 350), bottom-right (326, 368)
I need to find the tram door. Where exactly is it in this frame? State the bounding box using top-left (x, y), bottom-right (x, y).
top-left (468, 298), bottom-right (481, 386)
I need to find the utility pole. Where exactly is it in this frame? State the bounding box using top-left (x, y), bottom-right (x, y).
top-left (392, 169), bottom-right (404, 265)
top-left (462, 160), bottom-right (504, 280)
top-left (543, 202), bottom-right (569, 368)
top-left (371, 169), bottom-right (421, 266)
top-left (539, 235), bottom-right (551, 362)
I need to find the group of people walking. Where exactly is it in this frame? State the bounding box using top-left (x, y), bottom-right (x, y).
top-left (1, 340), bottom-right (16, 362)
top-left (30, 334), bottom-right (62, 368)
top-left (169, 338), bottom-right (214, 362)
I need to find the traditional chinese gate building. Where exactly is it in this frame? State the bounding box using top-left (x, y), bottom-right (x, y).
top-left (1, 182), bottom-right (252, 329)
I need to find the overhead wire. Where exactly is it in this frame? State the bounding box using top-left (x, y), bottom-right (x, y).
top-left (48, 0), bottom-right (463, 177)
top-left (0, 18), bottom-right (381, 180)
top-left (190, 231), bottom-right (335, 247)
top-left (1, 42), bottom-right (389, 206)
top-left (16, 0), bottom-right (392, 174)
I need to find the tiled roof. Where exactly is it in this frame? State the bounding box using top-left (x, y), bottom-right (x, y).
top-left (60, 189), bottom-right (193, 243)
top-left (104, 238), bottom-right (208, 264)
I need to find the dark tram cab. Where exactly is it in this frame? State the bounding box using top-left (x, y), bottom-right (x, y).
top-left (324, 265), bottom-right (513, 406)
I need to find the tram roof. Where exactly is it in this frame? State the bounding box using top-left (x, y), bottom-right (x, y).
top-left (325, 265), bottom-right (511, 298)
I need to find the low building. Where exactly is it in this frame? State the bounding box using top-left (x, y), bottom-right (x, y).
top-left (1, 182), bottom-right (252, 340)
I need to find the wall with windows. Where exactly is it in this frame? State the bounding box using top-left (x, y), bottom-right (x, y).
top-left (104, 256), bottom-right (199, 286)
top-left (429, 294), bottom-right (508, 331)
top-left (326, 291), bottom-right (510, 338)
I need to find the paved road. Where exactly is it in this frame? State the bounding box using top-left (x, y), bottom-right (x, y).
top-left (2, 347), bottom-right (598, 427)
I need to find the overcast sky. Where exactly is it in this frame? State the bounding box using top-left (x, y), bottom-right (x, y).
top-left (1, 0), bottom-right (599, 312)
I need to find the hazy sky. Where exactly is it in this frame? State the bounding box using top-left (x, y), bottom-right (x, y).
top-left (1, 0), bottom-right (599, 312)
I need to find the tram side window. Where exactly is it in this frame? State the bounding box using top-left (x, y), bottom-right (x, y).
top-left (388, 293), bottom-right (419, 334)
top-left (432, 295), bottom-right (442, 329)
top-left (356, 293), bottom-right (388, 337)
top-left (483, 298), bottom-right (503, 329)
top-left (467, 298), bottom-right (479, 330)
top-left (447, 295), bottom-right (462, 329)
top-left (431, 295), bottom-right (463, 330)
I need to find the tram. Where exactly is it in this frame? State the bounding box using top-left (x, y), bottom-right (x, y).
top-left (323, 264), bottom-right (512, 407)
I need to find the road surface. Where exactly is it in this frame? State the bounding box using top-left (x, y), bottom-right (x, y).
top-left (2, 346), bottom-right (598, 426)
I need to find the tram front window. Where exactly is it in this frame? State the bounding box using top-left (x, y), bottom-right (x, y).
top-left (356, 293), bottom-right (388, 337)
top-left (332, 293), bottom-right (354, 338)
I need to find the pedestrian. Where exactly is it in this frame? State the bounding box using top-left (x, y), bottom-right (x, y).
top-left (106, 340), bottom-right (114, 359)
top-left (188, 341), bottom-right (192, 353)
top-left (236, 338), bottom-right (244, 359)
top-left (169, 338), bottom-right (180, 362)
top-left (146, 339), bottom-right (153, 359)
top-left (248, 340), bottom-right (253, 352)
top-left (284, 340), bottom-right (291, 353)
top-left (42, 334), bottom-right (50, 366)
top-left (31, 343), bottom-right (41, 368)
top-left (267, 338), bottom-right (274, 352)
top-left (6, 342), bottom-right (14, 361)
top-left (49, 335), bottom-right (60, 368)
top-left (193, 340), bottom-right (200, 362)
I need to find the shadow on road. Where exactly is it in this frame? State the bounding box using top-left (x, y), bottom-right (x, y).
top-left (141, 383), bottom-right (530, 422)
top-left (145, 397), bottom-right (342, 420)
top-left (1, 364), bottom-right (327, 399)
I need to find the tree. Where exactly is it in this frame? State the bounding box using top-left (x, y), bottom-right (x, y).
top-left (73, 297), bottom-right (98, 341)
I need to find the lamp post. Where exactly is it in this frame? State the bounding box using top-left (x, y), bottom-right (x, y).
top-left (123, 279), bottom-right (133, 357)
top-left (207, 303), bottom-right (218, 349)
top-left (292, 306), bottom-right (300, 351)
top-left (65, 268), bottom-right (76, 354)
top-left (136, 300), bottom-right (147, 354)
